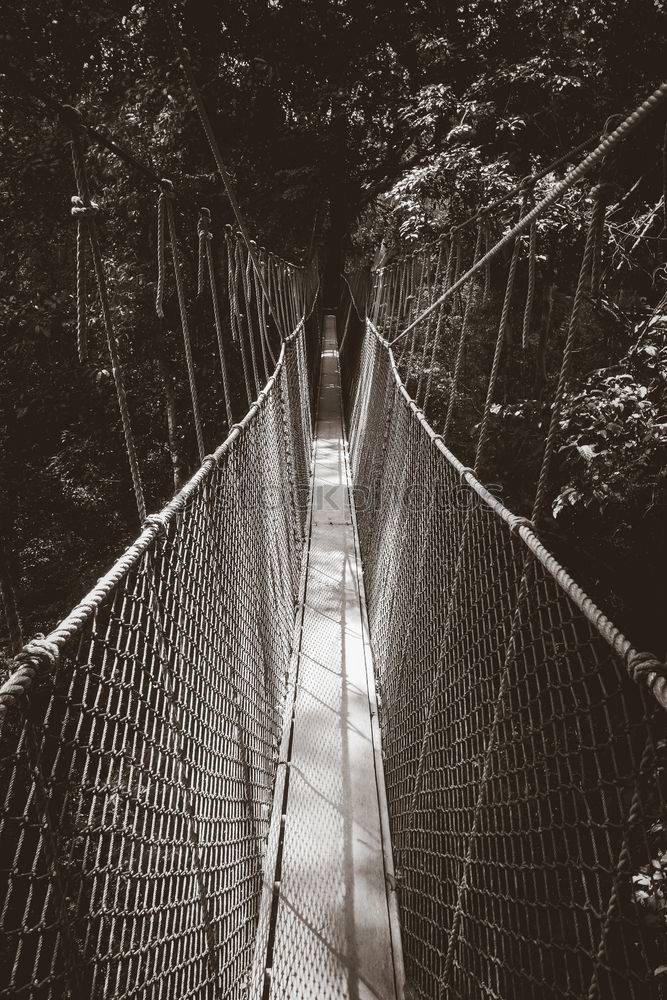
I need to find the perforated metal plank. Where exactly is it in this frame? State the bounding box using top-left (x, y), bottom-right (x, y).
top-left (265, 316), bottom-right (399, 1000)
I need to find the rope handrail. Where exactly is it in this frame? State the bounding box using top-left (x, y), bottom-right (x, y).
top-left (0, 340), bottom-right (289, 727)
top-left (345, 305), bottom-right (667, 999)
top-left (368, 320), bottom-right (667, 709)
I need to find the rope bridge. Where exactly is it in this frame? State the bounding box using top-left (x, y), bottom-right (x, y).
top-left (1, 51), bottom-right (667, 1000)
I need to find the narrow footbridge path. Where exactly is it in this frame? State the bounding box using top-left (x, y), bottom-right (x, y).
top-left (254, 315), bottom-right (401, 999)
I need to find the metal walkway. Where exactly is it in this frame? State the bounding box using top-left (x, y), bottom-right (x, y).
top-left (255, 316), bottom-right (402, 999)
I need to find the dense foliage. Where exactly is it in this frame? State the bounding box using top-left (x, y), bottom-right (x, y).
top-left (1, 0), bottom-right (666, 658)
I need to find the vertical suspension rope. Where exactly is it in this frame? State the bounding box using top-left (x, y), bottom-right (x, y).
top-left (68, 111), bottom-right (147, 522)
top-left (198, 208), bottom-right (233, 427)
top-left (474, 196), bottom-right (527, 474)
top-left (156, 180), bottom-right (206, 462)
top-left (238, 239), bottom-right (261, 394)
top-left (483, 217), bottom-right (492, 303)
top-left (74, 198), bottom-right (90, 363)
top-left (254, 247), bottom-right (277, 369)
top-left (522, 182), bottom-right (537, 349)
top-left (531, 185), bottom-right (607, 526)
top-left (156, 189), bottom-right (166, 319)
top-left (415, 246), bottom-right (439, 404)
top-left (590, 185), bottom-right (608, 298)
top-left (226, 228), bottom-right (253, 407)
top-left (442, 223), bottom-right (485, 440)
top-left (402, 252), bottom-right (427, 375)
top-left (422, 236), bottom-right (449, 409)
top-left (247, 244), bottom-right (269, 380)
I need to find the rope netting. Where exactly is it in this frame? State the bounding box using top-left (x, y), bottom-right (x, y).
top-left (0, 86), bottom-right (321, 996)
top-left (340, 83), bottom-right (667, 1000)
top-left (0, 323), bottom-right (318, 999)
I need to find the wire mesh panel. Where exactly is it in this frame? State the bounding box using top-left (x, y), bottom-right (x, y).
top-left (0, 320), bottom-right (316, 1000)
top-left (345, 322), bottom-right (667, 1000)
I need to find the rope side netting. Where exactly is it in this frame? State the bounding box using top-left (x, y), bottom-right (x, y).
top-left (0, 102), bottom-right (321, 994)
top-left (341, 85), bottom-right (667, 1000)
top-left (0, 322), bottom-right (318, 999)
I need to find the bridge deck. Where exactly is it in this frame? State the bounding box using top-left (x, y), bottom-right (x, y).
top-left (256, 315), bottom-right (401, 999)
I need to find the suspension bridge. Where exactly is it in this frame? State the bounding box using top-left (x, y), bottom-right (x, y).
top-left (1, 29), bottom-right (667, 1000)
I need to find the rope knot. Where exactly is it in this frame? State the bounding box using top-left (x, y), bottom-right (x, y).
top-left (626, 650), bottom-right (667, 708)
top-left (458, 465), bottom-right (475, 482)
top-left (71, 195), bottom-right (99, 218)
top-left (201, 453), bottom-right (218, 470)
top-left (15, 635), bottom-right (60, 674)
top-left (510, 515), bottom-right (534, 535)
top-left (0, 635), bottom-right (61, 722)
top-left (142, 513), bottom-right (169, 538)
